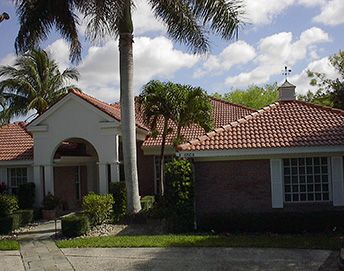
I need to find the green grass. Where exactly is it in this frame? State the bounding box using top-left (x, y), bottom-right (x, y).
top-left (0, 240), bottom-right (20, 250)
top-left (56, 234), bottom-right (344, 250)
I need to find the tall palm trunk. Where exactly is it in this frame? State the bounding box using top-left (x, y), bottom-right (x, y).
top-left (119, 1), bottom-right (141, 214)
top-left (159, 117), bottom-right (169, 196)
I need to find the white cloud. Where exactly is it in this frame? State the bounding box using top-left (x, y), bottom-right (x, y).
top-left (244, 0), bottom-right (295, 25)
top-left (193, 41), bottom-right (256, 78)
top-left (225, 27), bottom-right (330, 87)
top-left (77, 0), bottom-right (165, 37)
top-left (0, 53), bottom-right (16, 66)
top-left (45, 39), bottom-right (71, 71)
top-left (313, 0), bottom-right (344, 26)
top-left (289, 57), bottom-right (339, 95)
top-left (77, 36), bottom-right (199, 102)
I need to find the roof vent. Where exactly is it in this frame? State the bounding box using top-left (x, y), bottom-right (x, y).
top-left (278, 80), bottom-right (296, 101)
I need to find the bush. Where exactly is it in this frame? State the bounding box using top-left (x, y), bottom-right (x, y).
top-left (141, 196), bottom-right (155, 211)
top-left (109, 182), bottom-right (126, 222)
top-left (164, 159), bottom-right (194, 233)
top-left (197, 211), bottom-right (344, 233)
top-left (82, 193), bottom-right (114, 225)
top-left (42, 193), bottom-right (60, 210)
top-left (0, 214), bottom-right (20, 235)
top-left (15, 209), bottom-right (34, 226)
top-left (18, 183), bottom-right (35, 209)
top-left (61, 214), bottom-right (90, 237)
top-left (0, 195), bottom-right (19, 217)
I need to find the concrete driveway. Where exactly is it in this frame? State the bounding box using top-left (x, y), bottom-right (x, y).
top-left (61, 247), bottom-right (337, 271)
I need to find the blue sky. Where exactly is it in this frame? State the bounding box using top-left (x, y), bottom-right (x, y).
top-left (0, 0), bottom-right (343, 104)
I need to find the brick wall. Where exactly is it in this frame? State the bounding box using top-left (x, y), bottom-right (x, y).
top-left (194, 159), bottom-right (272, 214)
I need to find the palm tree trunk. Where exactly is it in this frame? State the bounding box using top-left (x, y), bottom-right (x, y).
top-left (159, 117), bottom-right (169, 196)
top-left (119, 1), bottom-right (141, 214)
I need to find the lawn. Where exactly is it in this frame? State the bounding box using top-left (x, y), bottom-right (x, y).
top-left (0, 240), bottom-right (20, 250)
top-left (57, 234), bottom-right (344, 250)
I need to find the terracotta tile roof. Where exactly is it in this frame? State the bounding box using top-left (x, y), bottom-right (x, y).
top-left (69, 89), bottom-right (148, 130)
top-left (142, 98), bottom-right (255, 147)
top-left (178, 101), bottom-right (344, 151)
top-left (0, 122), bottom-right (33, 161)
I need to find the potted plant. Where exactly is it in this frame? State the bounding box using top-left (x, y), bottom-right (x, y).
top-left (42, 192), bottom-right (60, 220)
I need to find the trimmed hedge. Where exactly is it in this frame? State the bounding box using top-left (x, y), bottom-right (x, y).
top-left (18, 183), bottom-right (35, 209)
top-left (0, 195), bottom-right (19, 217)
top-left (0, 214), bottom-right (20, 235)
top-left (109, 182), bottom-right (126, 222)
top-left (165, 159), bottom-right (194, 233)
top-left (141, 196), bottom-right (155, 211)
top-left (61, 214), bottom-right (90, 238)
top-left (197, 211), bottom-right (344, 233)
top-left (82, 193), bottom-right (114, 225)
top-left (15, 209), bottom-right (34, 226)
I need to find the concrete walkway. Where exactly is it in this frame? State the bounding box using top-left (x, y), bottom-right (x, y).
top-left (17, 220), bottom-right (74, 271)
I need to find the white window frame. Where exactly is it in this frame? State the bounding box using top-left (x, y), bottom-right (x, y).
top-left (7, 167), bottom-right (28, 194)
top-left (282, 157), bottom-right (331, 203)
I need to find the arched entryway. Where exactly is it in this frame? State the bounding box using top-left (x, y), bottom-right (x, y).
top-left (52, 138), bottom-right (99, 210)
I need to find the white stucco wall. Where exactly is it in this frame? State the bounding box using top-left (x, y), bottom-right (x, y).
top-left (27, 93), bottom-right (122, 204)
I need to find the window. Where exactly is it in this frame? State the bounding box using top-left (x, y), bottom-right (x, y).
top-left (7, 168), bottom-right (28, 194)
top-left (283, 157), bottom-right (330, 203)
top-left (154, 156), bottom-right (174, 194)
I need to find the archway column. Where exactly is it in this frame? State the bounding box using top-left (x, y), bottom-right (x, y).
top-left (44, 164), bottom-right (54, 195)
top-left (98, 162), bottom-right (108, 194)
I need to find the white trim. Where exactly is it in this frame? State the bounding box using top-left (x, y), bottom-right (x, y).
top-left (99, 121), bottom-right (120, 129)
top-left (178, 145), bottom-right (344, 159)
top-left (28, 125), bottom-right (48, 132)
top-left (0, 160), bottom-right (33, 166)
top-left (331, 156), bottom-right (344, 206)
top-left (28, 93), bottom-right (114, 129)
top-left (270, 159), bottom-right (284, 208)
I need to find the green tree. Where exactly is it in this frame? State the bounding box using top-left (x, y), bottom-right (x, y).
top-left (0, 50), bottom-right (79, 121)
top-left (14, 0), bottom-right (243, 213)
top-left (297, 89), bottom-right (333, 107)
top-left (307, 50), bottom-right (344, 109)
top-left (215, 83), bottom-right (278, 109)
top-left (139, 80), bottom-right (212, 195)
top-left (0, 49), bottom-right (79, 122)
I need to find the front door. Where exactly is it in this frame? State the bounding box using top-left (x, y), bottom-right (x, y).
top-left (54, 166), bottom-right (87, 210)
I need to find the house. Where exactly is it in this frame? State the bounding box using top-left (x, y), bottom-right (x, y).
top-left (0, 88), bottom-right (252, 209)
top-left (0, 81), bottom-right (343, 219)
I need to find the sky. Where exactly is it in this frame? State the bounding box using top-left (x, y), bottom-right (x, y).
top-left (0, 0), bottom-right (343, 105)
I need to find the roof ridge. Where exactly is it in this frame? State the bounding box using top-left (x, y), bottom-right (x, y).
top-left (177, 102), bottom-right (280, 151)
top-left (284, 100), bottom-right (344, 116)
top-left (69, 88), bottom-right (114, 107)
top-left (209, 96), bottom-right (256, 112)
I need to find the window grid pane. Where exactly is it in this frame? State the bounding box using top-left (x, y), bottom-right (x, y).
top-left (284, 157), bottom-right (330, 203)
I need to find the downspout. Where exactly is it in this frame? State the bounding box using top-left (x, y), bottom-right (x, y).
top-left (191, 158), bottom-right (197, 231)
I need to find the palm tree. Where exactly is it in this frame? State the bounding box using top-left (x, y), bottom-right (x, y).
top-left (139, 80), bottom-right (213, 195)
top-left (0, 49), bottom-right (79, 122)
top-left (14, 0), bottom-right (243, 213)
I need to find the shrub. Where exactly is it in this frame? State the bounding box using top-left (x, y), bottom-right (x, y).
top-left (61, 214), bottom-right (90, 237)
top-left (15, 209), bottom-right (34, 226)
top-left (109, 182), bottom-right (126, 222)
top-left (42, 193), bottom-right (60, 210)
top-left (164, 159), bottom-right (194, 233)
top-left (18, 182), bottom-right (35, 209)
top-left (82, 193), bottom-right (114, 225)
top-left (0, 195), bottom-right (19, 217)
top-left (0, 214), bottom-right (20, 235)
top-left (197, 211), bottom-right (344, 233)
top-left (141, 196), bottom-right (155, 211)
